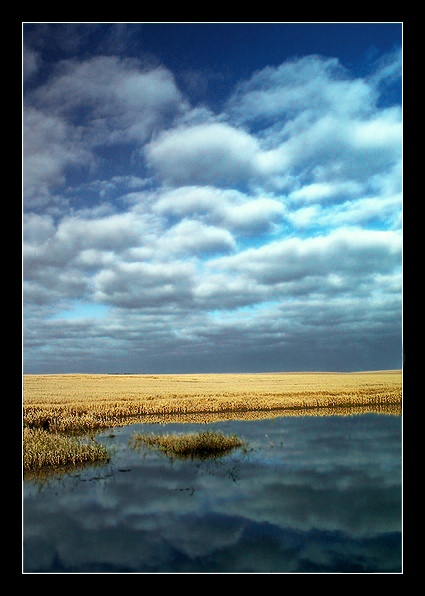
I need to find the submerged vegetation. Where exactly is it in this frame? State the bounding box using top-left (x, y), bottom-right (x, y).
top-left (130, 430), bottom-right (245, 460)
top-left (23, 370), bottom-right (402, 475)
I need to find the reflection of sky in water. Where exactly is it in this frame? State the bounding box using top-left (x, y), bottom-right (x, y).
top-left (23, 414), bottom-right (402, 573)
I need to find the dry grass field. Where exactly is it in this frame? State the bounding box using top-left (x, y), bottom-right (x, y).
top-left (23, 370), bottom-right (402, 474)
top-left (24, 370), bottom-right (402, 431)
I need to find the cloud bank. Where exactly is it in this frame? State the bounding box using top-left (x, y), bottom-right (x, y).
top-left (23, 25), bottom-right (402, 373)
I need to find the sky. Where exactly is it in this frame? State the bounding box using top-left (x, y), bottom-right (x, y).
top-left (22, 22), bottom-right (403, 374)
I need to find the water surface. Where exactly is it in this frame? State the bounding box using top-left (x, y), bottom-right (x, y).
top-left (23, 413), bottom-right (402, 573)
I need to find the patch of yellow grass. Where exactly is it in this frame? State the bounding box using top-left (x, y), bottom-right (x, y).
top-left (24, 370), bottom-right (402, 433)
top-left (130, 430), bottom-right (245, 460)
top-left (23, 371), bottom-right (402, 473)
top-left (23, 427), bottom-right (109, 472)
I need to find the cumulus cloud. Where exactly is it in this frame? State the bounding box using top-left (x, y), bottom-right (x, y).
top-left (144, 53), bottom-right (401, 194)
top-left (226, 53), bottom-right (402, 192)
top-left (145, 122), bottom-right (263, 186)
top-left (28, 56), bottom-right (186, 145)
top-left (228, 55), bottom-right (377, 122)
top-left (23, 46), bottom-right (41, 82)
top-left (289, 181), bottom-right (363, 203)
top-left (23, 107), bottom-right (91, 207)
top-left (22, 26), bottom-right (403, 373)
top-left (153, 186), bottom-right (285, 232)
top-left (159, 219), bottom-right (236, 255)
top-left (211, 228), bottom-right (401, 277)
top-left (92, 261), bottom-right (195, 309)
top-left (24, 210), bottom-right (150, 273)
top-left (23, 56), bottom-right (187, 209)
top-left (266, 111), bottom-right (401, 184)
top-left (305, 194), bottom-right (402, 229)
top-left (368, 46), bottom-right (402, 92)
top-left (197, 228), bottom-right (402, 308)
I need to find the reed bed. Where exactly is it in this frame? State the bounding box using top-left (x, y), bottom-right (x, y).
top-left (23, 427), bottom-right (109, 472)
top-left (23, 371), bottom-right (402, 473)
top-left (130, 430), bottom-right (245, 460)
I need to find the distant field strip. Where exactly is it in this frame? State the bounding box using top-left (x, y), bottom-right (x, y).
top-left (24, 371), bottom-right (402, 433)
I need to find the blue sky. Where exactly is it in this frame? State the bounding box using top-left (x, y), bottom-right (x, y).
top-left (23, 22), bottom-right (402, 373)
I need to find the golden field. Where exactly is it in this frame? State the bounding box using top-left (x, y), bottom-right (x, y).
top-left (24, 370), bottom-right (402, 431)
top-left (23, 371), bottom-right (402, 474)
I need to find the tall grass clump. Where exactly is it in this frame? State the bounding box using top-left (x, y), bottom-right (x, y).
top-left (130, 430), bottom-right (245, 460)
top-left (23, 427), bottom-right (110, 472)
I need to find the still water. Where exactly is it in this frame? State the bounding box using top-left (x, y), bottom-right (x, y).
top-left (23, 413), bottom-right (402, 574)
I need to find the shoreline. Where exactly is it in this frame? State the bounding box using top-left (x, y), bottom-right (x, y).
top-left (23, 371), bottom-right (402, 474)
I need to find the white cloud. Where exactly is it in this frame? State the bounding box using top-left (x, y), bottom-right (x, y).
top-left (22, 32), bottom-right (402, 373)
top-left (188, 226), bottom-right (402, 318)
top-left (55, 212), bottom-right (146, 252)
top-left (74, 249), bottom-right (117, 269)
top-left (289, 181), bottom-right (362, 203)
top-left (274, 112), bottom-right (401, 183)
top-left (23, 107), bottom-right (91, 207)
top-left (368, 46), bottom-right (402, 90)
top-left (316, 194), bottom-right (402, 229)
top-left (29, 56), bottom-right (187, 145)
top-left (93, 261), bottom-right (195, 308)
top-left (228, 55), bottom-right (376, 123)
top-left (219, 197), bottom-right (285, 230)
top-left (23, 209), bottom-right (158, 281)
top-left (351, 107), bottom-right (402, 150)
top-left (23, 46), bottom-right (41, 81)
top-left (23, 56), bottom-right (187, 208)
top-left (225, 54), bottom-right (402, 189)
top-left (153, 186), bottom-right (284, 232)
top-left (159, 219), bottom-right (236, 255)
top-left (144, 120), bottom-right (301, 187)
top-left (23, 267), bottom-right (89, 307)
top-left (23, 213), bottom-right (56, 245)
top-left (208, 228), bottom-right (401, 287)
top-left (287, 206), bottom-right (320, 228)
top-left (146, 122), bottom-right (262, 185)
top-left (144, 53), bottom-right (401, 192)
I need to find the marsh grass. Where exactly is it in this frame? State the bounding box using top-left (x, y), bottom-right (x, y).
top-left (23, 371), bottom-right (402, 473)
top-left (130, 430), bottom-right (246, 460)
top-left (23, 427), bottom-right (109, 473)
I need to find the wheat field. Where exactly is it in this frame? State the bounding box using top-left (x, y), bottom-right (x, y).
top-left (23, 370), bottom-right (402, 473)
top-left (24, 370), bottom-right (402, 432)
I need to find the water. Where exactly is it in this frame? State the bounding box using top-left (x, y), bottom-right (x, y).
top-left (23, 413), bottom-right (402, 574)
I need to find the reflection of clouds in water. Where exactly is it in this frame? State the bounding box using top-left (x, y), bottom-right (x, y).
top-left (24, 507), bottom-right (401, 573)
top-left (221, 474), bottom-right (401, 536)
top-left (25, 518), bottom-right (169, 572)
top-left (160, 512), bottom-right (246, 559)
top-left (23, 415), bottom-right (401, 573)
